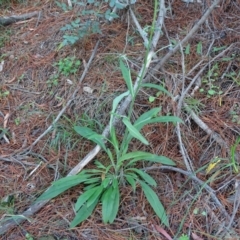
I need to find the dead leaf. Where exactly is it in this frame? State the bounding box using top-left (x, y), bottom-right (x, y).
top-left (192, 232), bottom-right (204, 240)
top-left (154, 225), bottom-right (173, 240)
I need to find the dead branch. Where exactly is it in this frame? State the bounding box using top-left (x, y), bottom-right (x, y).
top-left (0, 11), bottom-right (41, 26)
top-left (151, 0), bottom-right (222, 72)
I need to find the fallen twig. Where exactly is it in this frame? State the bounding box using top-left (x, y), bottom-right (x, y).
top-left (151, 0), bottom-right (222, 72)
top-left (184, 103), bottom-right (228, 148)
top-left (0, 11), bottom-right (41, 26)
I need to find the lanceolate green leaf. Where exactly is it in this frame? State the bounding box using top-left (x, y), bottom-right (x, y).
top-left (110, 91), bottom-right (129, 129)
top-left (74, 126), bottom-right (106, 151)
top-left (109, 184), bottom-right (120, 223)
top-left (125, 109), bottom-right (182, 146)
top-left (102, 185), bottom-right (120, 223)
top-left (123, 117), bottom-right (149, 145)
top-left (146, 116), bottom-right (183, 124)
top-left (94, 160), bottom-right (107, 170)
top-left (139, 180), bottom-right (169, 227)
top-left (82, 177), bottom-right (101, 185)
top-left (118, 151), bottom-right (176, 166)
top-left (134, 107), bottom-right (161, 130)
top-left (125, 175), bottom-right (137, 192)
top-left (36, 174), bottom-right (91, 201)
top-left (87, 185), bottom-right (104, 207)
top-left (75, 186), bottom-right (100, 211)
top-left (141, 83), bottom-right (172, 97)
top-left (119, 151), bottom-right (159, 162)
top-left (127, 155), bottom-right (176, 167)
top-left (110, 127), bottom-right (119, 155)
top-left (128, 168), bottom-right (156, 187)
top-left (70, 199), bottom-right (98, 228)
top-left (120, 59), bottom-right (134, 97)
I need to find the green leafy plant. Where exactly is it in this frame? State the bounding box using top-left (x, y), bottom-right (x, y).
top-left (55, 57), bottom-right (81, 76)
top-left (58, 0), bottom-right (135, 46)
top-left (199, 63), bottom-right (223, 96)
top-left (46, 75), bottom-right (58, 88)
top-left (46, 57), bottom-right (80, 94)
top-left (14, 117), bottom-right (21, 126)
top-left (25, 233), bottom-right (34, 240)
top-left (0, 194), bottom-right (15, 215)
top-left (0, 89), bottom-right (10, 98)
top-left (61, 18), bottom-right (102, 46)
top-left (37, 58), bottom-right (182, 228)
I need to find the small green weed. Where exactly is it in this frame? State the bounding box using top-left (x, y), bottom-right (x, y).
top-left (14, 117), bottom-right (21, 126)
top-left (46, 74), bottom-right (59, 95)
top-left (229, 102), bottom-right (240, 124)
top-left (0, 194), bottom-right (15, 215)
top-left (46, 75), bottom-right (58, 87)
top-left (55, 57), bottom-right (81, 76)
top-left (25, 233), bottom-right (34, 240)
top-left (178, 234), bottom-right (190, 240)
top-left (199, 63), bottom-right (223, 97)
top-left (46, 57), bottom-right (80, 93)
top-left (0, 90), bottom-right (10, 98)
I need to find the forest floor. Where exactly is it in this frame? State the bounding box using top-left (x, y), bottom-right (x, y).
top-left (0, 0), bottom-right (240, 239)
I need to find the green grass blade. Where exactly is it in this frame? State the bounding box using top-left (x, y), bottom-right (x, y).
top-left (139, 180), bottom-right (169, 227)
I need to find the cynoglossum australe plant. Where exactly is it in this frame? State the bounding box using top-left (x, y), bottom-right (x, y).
top-left (37, 0), bottom-right (182, 227)
top-left (36, 57), bottom-right (183, 227)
